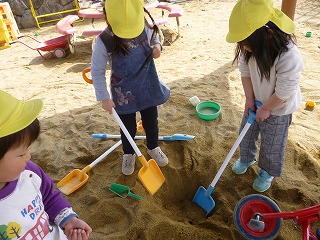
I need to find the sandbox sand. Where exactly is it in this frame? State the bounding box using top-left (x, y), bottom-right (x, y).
top-left (1, 0), bottom-right (320, 239)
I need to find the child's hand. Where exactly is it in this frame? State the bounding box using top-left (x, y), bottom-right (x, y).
top-left (101, 99), bottom-right (115, 114)
top-left (152, 44), bottom-right (161, 59)
top-left (66, 228), bottom-right (90, 240)
top-left (256, 106), bottom-right (271, 122)
top-left (64, 217), bottom-right (92, 240)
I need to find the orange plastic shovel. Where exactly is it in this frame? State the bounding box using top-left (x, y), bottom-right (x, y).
top-left (112, 108), bottom-right (165, 195)
top-left (57, 140), bottom-right (122, 195)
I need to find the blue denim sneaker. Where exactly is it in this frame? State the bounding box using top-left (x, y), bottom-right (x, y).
top-left (253, 169), bottom-right (274, 192)
top-left (232, 158), bottom-right (256, 174)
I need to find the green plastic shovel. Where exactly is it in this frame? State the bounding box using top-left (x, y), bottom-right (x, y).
top-left (109, 183), bottom-right (142, 200)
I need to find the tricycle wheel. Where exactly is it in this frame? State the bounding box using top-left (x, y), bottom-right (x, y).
top-left (234, 194), bottom-right (282, 240)
top-left (54, 48), bottom-right (66, 58)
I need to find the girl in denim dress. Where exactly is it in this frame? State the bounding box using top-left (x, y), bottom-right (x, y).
top-left (91, 0), bottom-right (170, 175)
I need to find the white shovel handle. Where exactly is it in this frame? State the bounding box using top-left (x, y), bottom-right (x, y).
top-left (112, 108), bottom-right (142, 157)
top-left (89, 140), bottom-right (122, 168)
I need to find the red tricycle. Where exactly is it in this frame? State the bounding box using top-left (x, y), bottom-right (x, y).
top-left (234, 194), bottom-right (320, 240)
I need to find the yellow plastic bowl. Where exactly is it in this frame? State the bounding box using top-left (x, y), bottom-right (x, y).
top-left (196, 101), bottom-right (221, 120)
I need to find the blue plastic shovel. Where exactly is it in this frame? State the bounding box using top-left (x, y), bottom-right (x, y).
top-left (193, 109), bottom-right (257, 217)
top-left (91, 133), bottom-right (195, 141)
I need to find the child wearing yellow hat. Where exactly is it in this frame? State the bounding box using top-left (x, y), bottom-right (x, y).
top-left (0, 90), bottom-right (92, 239)
top-left (91, 0), bottom-right (170, 175)
top-left (226, 0), bottom-right (303, 192)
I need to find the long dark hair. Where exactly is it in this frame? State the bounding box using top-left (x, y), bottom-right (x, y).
top-left (103, 6), bottom-right (159, 58)
top-left (232, 21), bottom-right (296, 81)
top-left (0, 119), bottom-right (40, 159)
top-left (144, 8), bottom-right (159, 40)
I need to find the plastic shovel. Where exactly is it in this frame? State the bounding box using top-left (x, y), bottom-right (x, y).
top-left (109, 183), bottom-right (142, 200)
top-left (112, 108), bottom-right (165, 195)
top-left (57, 140), bottom-right (122, 195)
top-left (91, 133), bottom-right (195, 141)
top-left (193, 109), bottom-right (257, 216)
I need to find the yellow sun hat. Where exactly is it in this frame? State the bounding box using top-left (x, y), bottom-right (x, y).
top-left (0, 90), bottom-right (43, 138)
top-left (226, 0), bottom-right (295, 43)
top-left (105, 0), bottom-right (145, 39)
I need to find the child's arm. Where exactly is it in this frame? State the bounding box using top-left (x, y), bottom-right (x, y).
top-left (152, 44), bottom-right (161, 59)
top-left (26, 161), bottom-right (92, 239)
top-left (91, 34), bottom-right (112, 102)
top-left (54, 207), bottom-right (92, 240)
top-left (26, 161), bottom-right (72, 220)
top-left (241, 76), bottom-right (255, 114)
top-left (145, 25), bottom-right (162, 59)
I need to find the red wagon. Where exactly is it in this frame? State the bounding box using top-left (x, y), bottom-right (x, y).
top-left (11, 34), bottom-right (71, 59)
top-left (11, 15), bottom-right (79, 60)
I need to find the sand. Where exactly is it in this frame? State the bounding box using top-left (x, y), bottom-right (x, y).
top-left (1, 0), bottom-right (320, 239)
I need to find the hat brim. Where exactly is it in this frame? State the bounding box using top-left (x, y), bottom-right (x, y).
top-left (0, 99), bottom-right (43, 138)
top-left (270, 8), bottom-right (295, 35)
top-left (226, 7), bottom-right (295, 43)
top-left (113, 25), bottom-right (144, 39)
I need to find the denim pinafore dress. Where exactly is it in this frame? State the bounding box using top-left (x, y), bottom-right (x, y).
top-left (100, 29), bottom-right (170, 114)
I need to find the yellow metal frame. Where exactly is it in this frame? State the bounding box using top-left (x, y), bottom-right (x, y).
top-left (29, 0), bottom-right (83, 28)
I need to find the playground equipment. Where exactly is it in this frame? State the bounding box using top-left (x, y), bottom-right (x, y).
top-left (0, 2), bottom-right (20, 50)
top-left (0, 13), bottom-right (10, 50)
top-left (80, 0), bottom-right (183, 43)
top-left (0, 2), bottom-right (20, 41)
top-left (55, 15), bottom-right (79, 53)
top-left (154, 2), bottom-right (184, 38)
top-left (234, 194), bottom-right (320, 240)
top-left (29, 0), bottom-right (83, 29)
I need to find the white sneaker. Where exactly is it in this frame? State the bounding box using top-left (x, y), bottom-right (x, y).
top-left (147, 147), bottom-right (168, 167)
top-left (122, 154), bottom-right (135, 175)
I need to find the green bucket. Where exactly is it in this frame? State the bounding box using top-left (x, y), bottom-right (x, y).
top-left (196, 101), bottom-right (221, 120)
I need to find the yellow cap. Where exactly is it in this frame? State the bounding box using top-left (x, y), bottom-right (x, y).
top-left (0, 90), bottom-right (43, 138)
top-left (226, 0), bottom-right (295, 43)
top-left (106, 0), bottom-right (145, 39)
